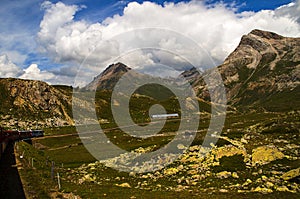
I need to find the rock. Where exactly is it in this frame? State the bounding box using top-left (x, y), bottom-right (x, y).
top-left (164, 167), bottom-right (179, 176)
top-left (187, 169), bottom-right (198, 175)
top-left (116, 182), bottom-right (131, 188)
top-left (232, 172), bottom-right (239, 178)
top-left (216, 171), bottom-right (231, 179)
top-left (214, 145), bottom-right (247, 161)
top-left (252, 145), bottom-right (284, 166)
top-left (243, 179), bottom-right (252, 186)
top-left (191, 174), bottom-right (201, 180)
top-left (219, 189), bottom-right (229, 193)
top-left (253, 186), bottom-right (273, 193)
top-left (241, 137), bottom-right (248, 144)
top-left (275, 186), bottom-right (290, 192)
top-left (79, 174), bottom-right (96, 184)
top-left (177, 165), bottom-right (184, 170)
top-left (265, 182), bottom-right (274, 188)
top-left (261, 175), bottom-right (268, 181)
top-left (281, 167), bottom-right (300, 181)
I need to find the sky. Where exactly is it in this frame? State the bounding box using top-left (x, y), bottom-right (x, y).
top-left (0, 0), bottom-right (299, 86)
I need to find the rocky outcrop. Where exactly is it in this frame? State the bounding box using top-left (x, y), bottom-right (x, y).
top-left (0, 78), bottom-right (73, 128)
top-left (251, 145), bottom-right (285, 166)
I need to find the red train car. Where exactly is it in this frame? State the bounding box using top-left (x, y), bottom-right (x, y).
top-left (0, 127), bottom-right (9, 160)
top-left (0, 127), bottom-right (44, 160)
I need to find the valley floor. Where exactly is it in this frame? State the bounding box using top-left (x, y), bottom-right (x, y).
top-left (13, 111), bottom-right (300, 198)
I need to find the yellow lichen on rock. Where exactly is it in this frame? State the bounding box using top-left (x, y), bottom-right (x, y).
top-left (252, 145), bottom-right (284, 166)
top-left (253, 186), bottom-right (273, 193)
top-left (216, 171), bottom-right (231, 179)
top-left (164, 167), bottom-right (179, 176)
top-left (281, 167), bottom-right (300, 181)
top-left (78, 174), bottom-right (96, 184)
top-left (115, 182), bottom-right (131, 188)
top-left (213, 145), bottom-right (247, 161)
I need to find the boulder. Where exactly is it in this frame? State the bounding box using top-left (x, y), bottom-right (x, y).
top-left (281, 167), bottom-right (300, 181)
top-left (252, 145), bottom-right (284, 166)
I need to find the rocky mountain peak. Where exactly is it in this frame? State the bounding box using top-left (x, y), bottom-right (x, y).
top-left (183, 29), bottom-right (300, 111)
top-left (84, 62), bottom-right (131, 91)
top-left (249, 29), bottom-right (284, 40)
top-left (223, 29), bottom-right (300, 70)
top-left (103, 62), bottom-right (131, 75)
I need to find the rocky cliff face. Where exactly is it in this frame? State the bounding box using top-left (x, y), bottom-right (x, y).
top-left (183, 29), bottom-right (300, 111)
top-left (0, 78), bottom-right (73, 129)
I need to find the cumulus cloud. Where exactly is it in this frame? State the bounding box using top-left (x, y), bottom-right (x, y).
top-left (0, 54), bottom-right (22, 78)
top-left (38, 1), bottom-right (115, 64)
top-left (19, 63), bottom-right (55, 81)
top-left (37, 0), bottom-right (300, 85)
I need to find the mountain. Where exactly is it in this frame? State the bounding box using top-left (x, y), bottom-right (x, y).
top-left (85, 29), bottom-right (299, 112)
top-left (84, 62), bottom-right (131, 91)
top-left (0, 29), bottom-right (298, 129)
top-left (0, 78), bottom-right (74, 129)
top-left (182, 29), bottom-right (300, 112)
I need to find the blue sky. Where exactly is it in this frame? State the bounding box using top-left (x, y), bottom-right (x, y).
top-left (0, 0), bottom-right (299, 85)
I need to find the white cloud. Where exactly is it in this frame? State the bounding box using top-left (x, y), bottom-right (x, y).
top-left (0, 54), bottom-right (76, 85)
top-left (0, 54), bottom-right (22, 78)
top-left (37, 1), bottom-right (300, 86)
top-left (275, 0), bottom-right (300, 23)
top-left (38, 1), bottom-right (115, 65)
top-left (19, 63), bottom-right (55, 82)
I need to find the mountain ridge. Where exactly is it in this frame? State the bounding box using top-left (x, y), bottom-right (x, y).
top-left (182, 29), bottom-right (300, 111)
top-left (0, 29), bottom-right (299, 128)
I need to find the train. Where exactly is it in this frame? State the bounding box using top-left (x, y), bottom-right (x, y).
top-left (0, 127), bottom-right (44, 160)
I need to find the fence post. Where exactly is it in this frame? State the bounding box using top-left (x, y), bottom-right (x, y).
top-left (51, 161), bottom-right (55, 180)
top-left (57, 173), bottom-right (61, 190)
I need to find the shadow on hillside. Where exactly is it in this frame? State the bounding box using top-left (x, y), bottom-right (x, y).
top-left (0, 142), bottom-right (26, 199)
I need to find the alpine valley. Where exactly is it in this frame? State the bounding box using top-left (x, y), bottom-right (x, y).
top-left (1, 29), bottom-right (299, 198)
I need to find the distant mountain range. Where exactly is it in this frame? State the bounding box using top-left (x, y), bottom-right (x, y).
top-left (0, 29), bottom-right (299, 128)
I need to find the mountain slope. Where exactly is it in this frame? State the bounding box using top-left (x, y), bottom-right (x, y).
top-left (0, 78), bottom-right (74, 128)
top-left (183, 29), bottom-right (300, 111)
top-left (1, 29), bottom-right (298, 129)
top-left (84, 62), bottom-right (131, 91)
